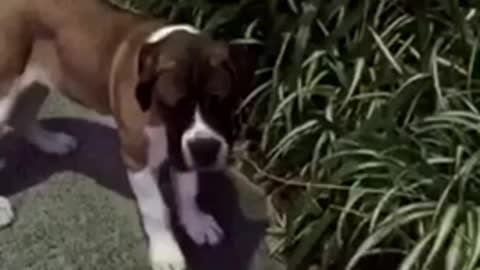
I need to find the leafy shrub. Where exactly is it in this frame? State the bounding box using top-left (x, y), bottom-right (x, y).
top-left (111, 0), bottom-right (480, 269)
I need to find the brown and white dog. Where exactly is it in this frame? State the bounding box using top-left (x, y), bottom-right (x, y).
top-left (0, 0), bottom-right (257, 269)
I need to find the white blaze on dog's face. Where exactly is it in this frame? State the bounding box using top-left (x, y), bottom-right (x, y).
top-left (136, 28), bottom-right (257, 171)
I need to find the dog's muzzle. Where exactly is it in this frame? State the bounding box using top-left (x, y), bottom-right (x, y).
top-left (181, 107), bottom-right (229, 170)
top-left (187, 138), bottom-right (223, 168)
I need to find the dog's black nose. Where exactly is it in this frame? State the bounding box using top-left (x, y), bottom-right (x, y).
top-left (188, 138), bottom-right (221, 168)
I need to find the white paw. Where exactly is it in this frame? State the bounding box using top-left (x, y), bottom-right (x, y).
top-left (0, 196), bottom-right (14, 228)
top-left (180, 209), bottom-right (224, 246)
top-left (150, 233), bottom-right (186, 270)
top-left (30, 130), bottom-right (78, 155)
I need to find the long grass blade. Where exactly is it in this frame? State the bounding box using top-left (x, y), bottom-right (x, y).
top-left (423, 205), bottom-right (460, 270)
top-left (399, 230), bottom-right (437, 270)
top-left (346, 209), bottom-right (435, 270)
top-left (466, 208), bottom-right (480, 270)
top-left (368, 26), bottom-right (403, 74)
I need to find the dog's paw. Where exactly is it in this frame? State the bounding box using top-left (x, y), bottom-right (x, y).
top-left (0, 196), bottom-right (14, 228)
top-left (31, 131), bottom-right (78, 155)
top-left (150, 234), bottom-right (186, 270)
top-left (180, 209), bottom-right (224, 246)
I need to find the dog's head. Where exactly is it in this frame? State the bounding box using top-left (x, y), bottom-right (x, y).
top-left (131, 28), bottom-right (257, 171)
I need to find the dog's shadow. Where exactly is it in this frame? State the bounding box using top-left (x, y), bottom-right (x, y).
top-left (0, 118), bottom-right (267, 270)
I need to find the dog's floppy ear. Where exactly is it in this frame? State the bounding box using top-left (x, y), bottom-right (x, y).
top-left (227, 43), bottom-right (258, 101)
top-left (109, 25), bottom-right (166, 129)
top-left (136, 44), bottom-right (175, 111)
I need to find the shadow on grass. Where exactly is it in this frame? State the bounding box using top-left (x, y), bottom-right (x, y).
top-left (0, 117), bottom-right (267, 270)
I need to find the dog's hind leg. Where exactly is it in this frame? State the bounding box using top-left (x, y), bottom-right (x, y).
top-left (6, 74), bottom-right (78, 155)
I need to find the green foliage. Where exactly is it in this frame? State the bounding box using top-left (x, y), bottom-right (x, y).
top-left (111, 0), bottom-right (480, 269)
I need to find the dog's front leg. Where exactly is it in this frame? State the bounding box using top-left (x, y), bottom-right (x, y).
top-left (127, 166), bottom-right (186, 270)
top-left (0, 196), bottom-right (14, 228)
top-left (124, 125), bottom-right (186, 270)
top-left (172, 170), bottom-right (224, 246)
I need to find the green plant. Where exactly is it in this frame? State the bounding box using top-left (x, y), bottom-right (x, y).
top-left (111, 0), bottom-right (480, 269)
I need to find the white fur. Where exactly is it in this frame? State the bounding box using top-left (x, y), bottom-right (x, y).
top-left (89, 113), bottom-right (117, 129)
top-left (172, 170), bottom-right (224, 245)
top-left (146, 24), bottom-right (200, 44)
top-left (0, 93), bottom-right (18, 124)
top-left (145, 125), bottom-right (168, 168)
top-left (126, 125), bottom-right (186, 269)
top-left (0, 196), bottom-right (13, 228)
top-left (21, 65), bottom-right (56, 90)
top-left (127, 167), bottom-right (186, 270)
top-left (181, 106), bottom-right (228, 168)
